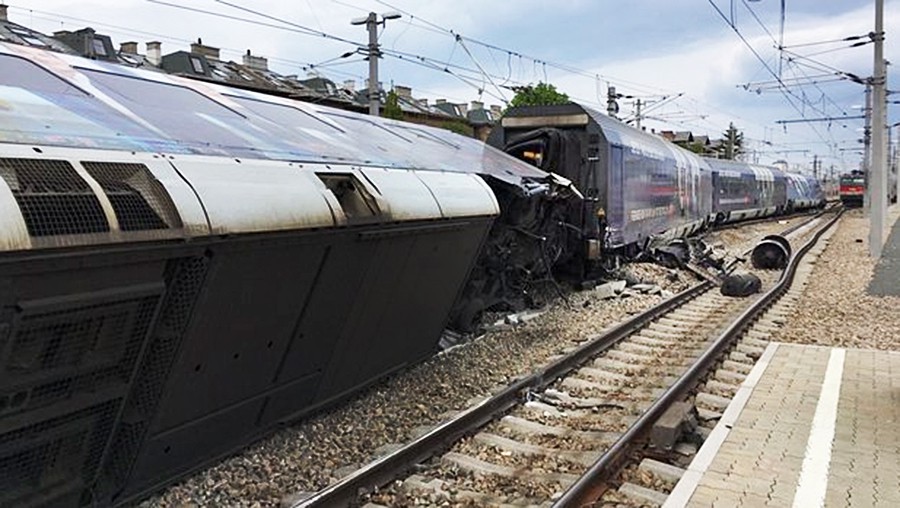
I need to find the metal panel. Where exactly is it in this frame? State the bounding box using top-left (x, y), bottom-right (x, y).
top-left (608, 145), bottom-right (625, 246)
top-left (501, 114), bottom-right (590, 128)
top-left (168, 156), bottom-right (337, 234)
top-left (414, 171), bottom-right (499, 218)
top-left (357, 167), bottom-right (443, 221)
top-left (0, 174), bottom-right (30, 251)
top-left (127, 154), bottom-right (210, 237)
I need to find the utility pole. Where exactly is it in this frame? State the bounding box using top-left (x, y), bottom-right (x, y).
top-left (813, 154), bottom-right (819, 181)
top-left (864, 82), bottom-right (872, 217)
top-left (351, 11), bottom-right (401, 116)
top-left (726, 123), bottom-right (736, 160)
top-left (870, 0), bottom-right (886, 257)
top-left (892, 121), bottom-right (900, 202)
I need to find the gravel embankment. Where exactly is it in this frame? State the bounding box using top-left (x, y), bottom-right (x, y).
top-left (772, 207), bottom-right (900, 351)
top-left (145, 271), bottom-right (693, 506)
top-left (143, 219), bottom-right (797, 507)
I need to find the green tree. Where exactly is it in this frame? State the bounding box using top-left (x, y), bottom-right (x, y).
top-left (509, 82), bottom-right (570, 107)
top-left (719, 122), bottom-right (744, 160)
top-left (382, 90), bottom-right (403, 120)
top-left (685, 142), bottom-right (707, 155)
top-left (441, 119), bottom-right (473, 137)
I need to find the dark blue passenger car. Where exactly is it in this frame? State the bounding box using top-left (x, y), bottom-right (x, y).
top-left (708, 159), bottom-right (786, 223)
top-left (489, 103), bottom-right (712, 267)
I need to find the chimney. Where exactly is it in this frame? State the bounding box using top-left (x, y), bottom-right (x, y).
top-left (0, 4), bottom-right (8, 22)
top-left (435, 99), bottom-right (447, 105)
top-left (490, 104), bottom-right (502, 117)
top-left (456, 103), bottom-right (468, 116)
top-left (53, 28), bottom-right (96, 58)
top-left (146, 41), bottom-right (161, 66)
top-left (470, 100), bottom-right (484, 111)
top-left (364, 78), bottom-right (384, 93)
top-left (190, 38), bottom-right (220, 61)
top-left (120, 41), bottom-right (139, 54)
top-left (242, 49), bottom-right (268, 71)
top-left (394, 85), bottom-right (412, 99)
top-left (342, 79), bottom-right (356, 92)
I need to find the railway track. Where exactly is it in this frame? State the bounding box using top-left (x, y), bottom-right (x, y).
top-left (286, 209), bottom-right (841, 508)
top-left (709, 207), bottom-right (824, 233)
top-left (598, 207), bottom-right (842, 507)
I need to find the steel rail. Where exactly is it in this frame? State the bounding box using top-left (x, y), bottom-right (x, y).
top-left (553, 207), bottom-right (843, 507)
top-left (723, 204), bottom-right (839, 274)
top-left (709, 207), bottom-right (822, 233)
top-left (293, 207), bottom-right (840, 507)
top-left (293, 281), bottom-right (714, 507)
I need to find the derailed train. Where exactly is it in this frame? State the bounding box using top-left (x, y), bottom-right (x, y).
top-left (0, 44), bottom-right (555, 506)
top-left (0, 42), bottom-right (824, 506)
top-left (452, 103), bottom-right (825, 328)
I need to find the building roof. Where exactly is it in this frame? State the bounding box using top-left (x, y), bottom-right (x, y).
top-left (0, 17), bottom-right (76, 54)
top-left (673, 131), bottom-right (694, 143)
top-left (0, 7), bottom-right (486, 131)
top-left (467, 107), bottom-right (495, 126)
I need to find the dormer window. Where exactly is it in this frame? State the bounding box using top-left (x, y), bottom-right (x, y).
top-left (21, 35), bottom-right (46, 47)
top-left (92, 38), bottom-right (107, 56)
top-left (190, 56), bottom-right (204, 74)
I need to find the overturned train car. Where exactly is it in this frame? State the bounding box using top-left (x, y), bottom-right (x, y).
top-left (0, 44), bottom-right (557, 507)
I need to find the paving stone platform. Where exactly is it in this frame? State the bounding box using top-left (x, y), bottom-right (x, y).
top-left (664, 343), bottom-right (900, 507)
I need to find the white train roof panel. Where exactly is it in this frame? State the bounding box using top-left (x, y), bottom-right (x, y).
top-left (0, 43), bottom-right (546, 185)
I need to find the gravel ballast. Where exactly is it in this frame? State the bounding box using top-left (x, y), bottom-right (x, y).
top-left (141, 218), bottom-right (805, 507)
top-left (772, 206), bottom-right (900, 351)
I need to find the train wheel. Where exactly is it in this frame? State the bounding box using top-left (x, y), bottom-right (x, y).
top-left (453, 298), bottom-right (485, 333)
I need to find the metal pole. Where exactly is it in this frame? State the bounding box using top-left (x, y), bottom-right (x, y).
top-left (870, 0), bottom-right (886, 257)
top-left (635, 99), bottom-right (642, 130)
top-left (864, 82), bottom-right (872, 217)
top-left (895, 123), bottom-right (900, 203)
top-left (607, 85), bottom-right (618, 118)
top-left (366, 12), bottom-right (379, 116)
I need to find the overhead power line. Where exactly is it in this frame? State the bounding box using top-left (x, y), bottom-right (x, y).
top-left (706, 0), bottom-right (849, 158)
top-left (775, 115), bottom-right (865, 125)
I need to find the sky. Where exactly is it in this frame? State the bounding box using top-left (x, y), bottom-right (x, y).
top-left (5, 0), bottom-right (899, 174)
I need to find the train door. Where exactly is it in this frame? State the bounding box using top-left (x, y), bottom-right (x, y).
top-left (608, 145), bottom-right (624, 246)
top-left (711, 170), bottom-right (720, 212)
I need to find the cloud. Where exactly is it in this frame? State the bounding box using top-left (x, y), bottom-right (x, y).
top-left (5, 0), bottom-right (897, 169)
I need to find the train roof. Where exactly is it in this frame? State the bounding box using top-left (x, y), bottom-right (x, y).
top-left (500, 102), bottom-right (710, 173)
top-left (704, 158), bottom-right (783, 182)
top-left (0, 42), bottom-right (545, 185)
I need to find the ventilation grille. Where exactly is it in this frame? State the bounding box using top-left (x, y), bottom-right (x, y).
top-left (0, 294), bottom-right (160, 418)
top-left (81, 162), bottom-right (183, 232)
top-left (0, 158), bottom-right (109, 237)
top-left (97, 256), bottom-right (210, 499)
top-left (0, 401), bottom-right (119, 508)
top-left (0, 289), bottom-right (162, 507)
